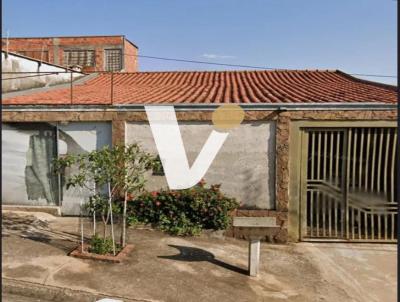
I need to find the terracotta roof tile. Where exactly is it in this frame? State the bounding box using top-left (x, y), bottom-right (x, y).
top-left (3, 70), bottom-right (397, 105)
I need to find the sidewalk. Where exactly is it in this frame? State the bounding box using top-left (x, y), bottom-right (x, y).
top-left (2, 211), bottom-right (397, 302)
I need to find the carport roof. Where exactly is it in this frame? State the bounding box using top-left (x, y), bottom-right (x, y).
top-left (2, 69), bottom-right (397, 105)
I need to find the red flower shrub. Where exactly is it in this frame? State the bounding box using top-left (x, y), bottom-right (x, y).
top-left (198, 178), bottom-right (206, 187)
top-left (126, 182), bottom-right (239, 236)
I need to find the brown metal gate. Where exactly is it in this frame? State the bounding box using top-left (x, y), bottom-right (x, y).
top-left (301, 127), bottom-right (397, 242)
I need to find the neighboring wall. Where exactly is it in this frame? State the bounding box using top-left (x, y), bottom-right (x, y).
top-left (126, 121), bottom-right (276, 209)
top-left (2, 52), bottom-right (83, 93)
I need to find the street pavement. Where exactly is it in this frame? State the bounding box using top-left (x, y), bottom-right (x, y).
top-left (2, 211), bottom-right (397, 302)
top-left (2, 294), bottom-right (53, 302)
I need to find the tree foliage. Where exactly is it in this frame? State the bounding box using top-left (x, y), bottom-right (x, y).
top-left (54, 144), bottom-right (156, 254)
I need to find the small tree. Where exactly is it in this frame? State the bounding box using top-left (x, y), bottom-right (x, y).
top-left (107, 144), bottom-right (155, 247)
top-left (54, 144), bottom-right (155, 255)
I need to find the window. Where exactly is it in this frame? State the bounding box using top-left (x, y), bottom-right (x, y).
top-left (17, 50), bottom-right (49, 62)
top-left (105, 49), bottom-right (122, 71)
top-left (64, 50), bottom-right (95, 67)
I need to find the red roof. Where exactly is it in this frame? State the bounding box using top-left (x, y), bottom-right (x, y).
top-left (3, 70), bottom-right (397, 105)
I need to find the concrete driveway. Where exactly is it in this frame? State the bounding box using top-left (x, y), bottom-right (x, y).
top-left (2, 211), bottom-right (397, 302)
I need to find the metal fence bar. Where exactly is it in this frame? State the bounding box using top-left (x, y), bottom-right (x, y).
top-left (335, 197), bottom-right (338, 237)
top-left (322, 192), bottom-right (326, 237)
top-left (335, 132), bottom-right (344, 237)
top-left (384, 214), bottom-right (388, 240)
top-left (316, 191), bottom-right (320, 237)
top-left (336, 132), bottom-right (340, 187)
top-left (316, 133), bottom-right (321, 237)
top-left (311, 132), bottom-right (315, 180)
top-left (328, 132), bottom-right (334, 237)
top-left (322, 132), bottom-right (328, 236)
top-left (328, 196), bottom-right (332, 237)
top-left (377, 129), bottom-right (384, 193)
top-left (353, 129), bottom-right (357, 189)
top-left (365, 129), bottom-right (371, 191)
top-left (350, 207), bottom-right (353, 239)
top-left (329, 132), bottom-right (334, 181)
top-left (391, 213), bottom-right (395, 240)
top-left (384, 128), bottom-right (390, 199)
top-left (311, 191), bottom-right (315, 236)
top-left (359, 128), bottom-right (364, 189)
top-left (310, 132), bottom-right (315, 236)
top-left (371, 129), bottom-right (377, 192)
top-left (345, 129), bottom-right (351, 239)
top-left (371, 212), bottom-right (375, 240)
top-left (390, 131), bottom-right (397, 203)
top-left (317, 132), bottom-right (321, 180)
top-left (377, 214), bottom-right (381, 240)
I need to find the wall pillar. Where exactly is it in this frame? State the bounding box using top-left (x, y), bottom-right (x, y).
top-left (112, 120), bottom-right (126, 146)
top-left (275, 113), bottom-right (290, 212)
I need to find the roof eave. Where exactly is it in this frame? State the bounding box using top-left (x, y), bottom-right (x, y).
top-left (2, 102), bottom-right (396, 112)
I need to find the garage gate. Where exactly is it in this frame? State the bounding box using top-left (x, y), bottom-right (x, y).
top-left (300, 127), bottom-right (397, 242)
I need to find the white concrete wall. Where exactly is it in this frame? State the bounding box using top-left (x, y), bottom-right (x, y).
top-left (58, 122), bottom-right (112, 215)
top-left (2, 123), bottom-right (58, 206)
top-left (2, 52), bottom-right (83, 93)
top-left (1, 122), bottom-right (112, 215)
top-left (126, 121), bottom-right (276, 209)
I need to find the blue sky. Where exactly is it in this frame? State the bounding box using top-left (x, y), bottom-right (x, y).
top-left (2, 0), bottom-right (397, 84)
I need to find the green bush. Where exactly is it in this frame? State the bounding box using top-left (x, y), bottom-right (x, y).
top-left (89, 235), bottom-right (120, 255)
top-left (126, 181), bottom-right (239, 236)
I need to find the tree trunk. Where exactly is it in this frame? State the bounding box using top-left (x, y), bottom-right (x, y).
top-left (102, 216), bottom-right (107, 238)
top-left (93, 211), bottom-right (96, 236)
top-left (80, 200), bottom-right (84, 252)
top-left (92, 185), bottom-right (96, 236)
top-left (108, 182), bottom-right (116, 256)
top-left (121, 191), bottom-right (127, 247)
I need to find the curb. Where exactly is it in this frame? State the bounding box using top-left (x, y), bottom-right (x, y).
top-left (2, 277), bottom-right (151, 302)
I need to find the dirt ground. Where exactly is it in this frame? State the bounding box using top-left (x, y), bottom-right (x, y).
top-left (2, 211), bottom-right (397, 302)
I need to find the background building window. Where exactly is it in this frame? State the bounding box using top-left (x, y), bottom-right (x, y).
top-left (105, 49), bottom-right (122, 71)
top-left (64, 50), bottom-right (95, 67)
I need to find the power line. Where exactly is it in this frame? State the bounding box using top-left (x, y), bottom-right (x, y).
top-left (343, 73), bottom-right (397, 79)
top-left (130, 54), bottom-right (276, 70)
top-left (2, 39), bottom-right (397, 78)
top-left (128, 54), bottom-right (398, 78)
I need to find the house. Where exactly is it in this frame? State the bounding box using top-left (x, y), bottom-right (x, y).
top-left (2, 51), bottom-right (84, 93)
top-left (2, 35), bottom-right (138, 72)
top-left (1, 69), bottom-right (397, 243)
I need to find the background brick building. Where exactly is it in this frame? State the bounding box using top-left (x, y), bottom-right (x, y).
top-left (2, 35), bottom-right (138, 72)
